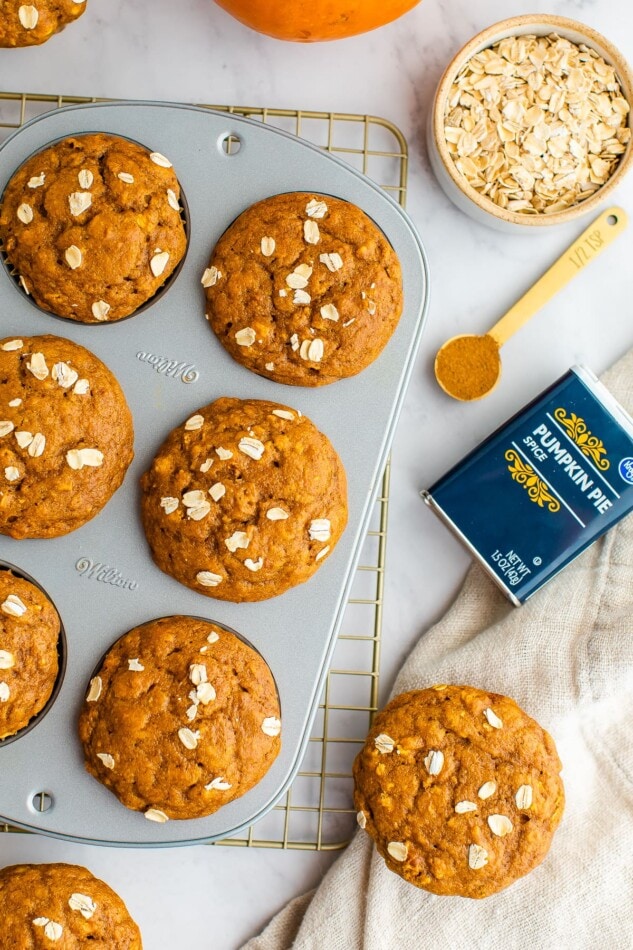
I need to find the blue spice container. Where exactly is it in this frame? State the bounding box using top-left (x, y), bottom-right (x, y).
top-left (422, 366), bottom-right (633, 605)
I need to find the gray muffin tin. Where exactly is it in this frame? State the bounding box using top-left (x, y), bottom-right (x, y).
top-left (0, 102), bottom-right (429, 846)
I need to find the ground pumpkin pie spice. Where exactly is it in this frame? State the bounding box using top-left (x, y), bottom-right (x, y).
top-left (0, 334), bottom-right (134, 538)
top-left (353, 684), bottom-right (564, 898)
top-left (0, 863), bottom-right (142, 947)
top-left (0, 569), bottom-right (60, 740)
top-left (203, 192), bottom-right (403, 386)
top-left (0, 0), bottom-right (86, 48)
top-left (0, 133), bottom-right (187, 322)
top-left (79, 616), bottom-right (281, 822)
top-left (140, 397), bottom-right (348, 601)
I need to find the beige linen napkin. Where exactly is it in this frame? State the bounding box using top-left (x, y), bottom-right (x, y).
top-left (244, 351), bottom-right (633, 950)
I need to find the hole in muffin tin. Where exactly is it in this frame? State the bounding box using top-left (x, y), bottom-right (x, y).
top-left (29, 790), bottom-right (54, 813)
top-left (218, 132), bottom-right (242, 156)
top-left (0, 560), bottom-right (67, 748)
top-left (0, 131), bottom-right (191, 326)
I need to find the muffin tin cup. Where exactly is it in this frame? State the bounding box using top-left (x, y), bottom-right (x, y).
top-left (0, 101), bottom-right (429, 846)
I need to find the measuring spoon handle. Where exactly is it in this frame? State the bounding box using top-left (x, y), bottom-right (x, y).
top-left (489, 206), bottom-right (628, 348)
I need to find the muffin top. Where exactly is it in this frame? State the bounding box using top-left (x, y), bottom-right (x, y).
top-left (79, 616), bottom-right (281, 821)
top-left (203, 192), bottom-right (403, 386)
top-left (0, 863), bottom-right (142, 948)
top-left (0, 133), bottom-right (186, 322)
top-left (140, 397), bottom-right (348, 601)
top-left (0, 0), bottom-right (86, 48)
top-left (354, 684), bottom-right (564, 898)
top-left (0, 334), bottom-right (134, 538)
top-left (0, 570), bottom-right (60, 740)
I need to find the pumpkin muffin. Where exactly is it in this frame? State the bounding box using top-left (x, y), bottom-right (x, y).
top-left (0, 570), bottom-right (61, 740)
top-left (0, 863), bottom-right (142, 947)
top-left (0, 334), bottom-right (134, 538)
top-left (79, 616), bottom-right (281, 822)
top-left (353, 684), bottom-right (564, 899)
top-left (203, 192), bottom-right (403, 386)
top-left (0, 133), bottom-right (186, 322)
top-left (140, 397), bottom-right (347, 601)
top-left (0, 0), bottom-right (86, 48)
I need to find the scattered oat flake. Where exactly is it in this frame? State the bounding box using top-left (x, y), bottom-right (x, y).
top-left (178, 728), bottom-right (200, 749)
top-left (28, 433), bottom-right (45, 457)
top-left (488, 814), bottom-right (513, 837)
top-left (197, 682), bottom-right (216, 705)
top-left (52, 361), bottom-right (79, 388)
top-left (424, 749), bottom-right (444, 775)
top-left (34, 919), bottom-right (63, 941)
top-left (97, 753), bottom-right (115, 770)
top-left (86, 676), bottom-right (102, 702)
top-left (91, 300), bottom-right (110, 321)
top-left (78, 169), bottom-right (94, 189)
top-left (367, 300), bottom-right (376, 316)
top-left (186, 705), bottom-right (198, 721)
top-left (27, 173), bottom-right (45, 188)
top-left (182, 490), bottom-right (207, 507)
top-left (304, 220), bottom-right (320, 244)
top-left (187, 501), bottom-right (211, 521)
top-left (262, 716), bottom-right (281, 737)
top-left (235, 327), bottom-right (256, 346)
top-left (15, 430), bottom-right (33, 448)
top-left (69, 192), bottom-right (92, 217)
top-left (1, 594), bottom-right (26, 617)
top-left (167, 189), bottom-right (180, 211)
top-left (468, 844), bottom-right (488, 870)
top-left (160, 497), bottom-right (179, 515)
top-left (145, 808), bottom-right (169, 823)
top-left (189, 663), bottom-right (208, 686)
top-left (290, 334), bottom-right (300, 351)
top-left (278, 289), bottom-right (287, 298)
top-left (455, 800), bottom-right (478, 814)
top-left (0, 682), bottom-right (10, 701)
top-left (5, 467), bottom-right (20, 482)
top-left (117, 172), bottom-right (135, 184)
top-left (261, 236), bottom-right (275, 256)
top-left (2, 340), bottom-right (23, 351)
top-left (0, 421), bottom-right (14, 437)
top-left (315, 545), bottom-right (330, 561)
top-left (515, 784), bottom-right (533, 809)
top-left (293, 289), bottom-right (311, 305)
top-left (225, 531), bottom-right (250, 553)
top-left (205, 777), bottom-right (232, 791)
top-left (387, 842), bottom-right (407, 862)
top-left (286, 265), bottom-right (313, 289)
top-left (0, 651), bottom-right (15, 669)
top-left (320, 252), bottom-right (343, 272)
top-left (66, 448), bottom-right (103, 470)
top-left (484, 707), bottom-right (503, 729)
top-left (306, 198), bottom-right (328, 218)
top-left (9, 399), bottom-right (22, 407)
top-left (196, 571), bottom-right (222, 587)
top-left (201, 266), bottom-right (220, 287)
top-left (208, 482), bottom-right (225, 502)
top-left (357, 810), bottom-right (367, 829)
top-left (272, 409), bottom-right (294, 421)
top-left (267, 507), bottom-right (289, 520)
top-left (309, 518), bottom-right (331, 542)
top-left (185, 414), bottom-right (204, 431)
top-left (215, 446), bottom-right (233, 460)
top-left (320, 304), bottom-right (339, 322)
top-left (73, 378), bottom-right (90, 395)
top-left (17, 202), bottom-right (33, 224)
top-left (265, 362), bottom-right (275, 371)
top-left (374, 733), bottom-right (395, 754)
top-left (200, 458), bottom-right (213, 473)
top-left (478, 781), bottom-right (497, 799)
top-left (207, 630), bottom-right (220, 644)
top-left (150, 152), bottom-right (173, 168)
top-left (307, 339), bottom-right (324, 362)
top-left (19, 275), bottom-right (30, 294)
top-left (244, 557), bottom-right (264, 572)
top-left (150, 251), bottom-right (170, 277)
top-left (128, 658), bottom-right (144, 672)
top-left (239, 437), bottom-right (265, 460)
top-left (27, 352), bottom-right (48, 380)
top-left (68, 894), bottom-right (97, 920)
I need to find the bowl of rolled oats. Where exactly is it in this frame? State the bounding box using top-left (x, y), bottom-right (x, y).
top-left (428, 15), bottom-right (633, 230)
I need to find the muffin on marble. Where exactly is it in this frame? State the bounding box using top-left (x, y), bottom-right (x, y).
top-left (0, 133), bottom-right (186, 322)
top-left (353, 684), bottom-right (565, 898)
top-left (0, 862), bottom-right (142, 947)
top-left (0, 0), bottom-right (86, 48)
top-left (0, 334), bottom-right (134, 538)
top-left (140, 397), bottom-right (348, 601)
top-left (203, 192), bottom-right (403, 386)
top-left (0, 570), bottom-right (61, 739)
top-left (79, 616), bottom-right (281, 822)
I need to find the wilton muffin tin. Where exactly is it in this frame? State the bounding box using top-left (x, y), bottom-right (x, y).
top-left (0, 101), bottom-right (429, 846)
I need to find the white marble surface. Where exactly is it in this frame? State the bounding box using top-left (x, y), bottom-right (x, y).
top-left (1, 1), bottom-right (632, 947)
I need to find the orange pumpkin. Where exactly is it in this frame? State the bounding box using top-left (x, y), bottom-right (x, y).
top-left (212, 0), bottom-right (422, 42)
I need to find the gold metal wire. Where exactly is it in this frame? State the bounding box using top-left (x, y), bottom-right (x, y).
top-left (0, 92), bottom-right (407, 850)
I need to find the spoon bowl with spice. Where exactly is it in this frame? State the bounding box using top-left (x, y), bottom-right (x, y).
top-left (435, 206), bottom-right (627, 401)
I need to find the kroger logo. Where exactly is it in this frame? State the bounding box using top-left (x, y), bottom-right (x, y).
top-left (618, 457), bottom-right (633, 484)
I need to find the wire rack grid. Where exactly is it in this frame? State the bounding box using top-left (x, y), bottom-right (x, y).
top-left (0, 92), bottom-right (408, 850)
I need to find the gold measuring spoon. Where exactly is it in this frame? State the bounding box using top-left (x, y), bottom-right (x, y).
top-left (435, 206), bottom-right (628, 401)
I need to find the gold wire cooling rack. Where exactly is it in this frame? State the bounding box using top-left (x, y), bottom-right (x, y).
top-left (0, 92), bottom-right (407, 850)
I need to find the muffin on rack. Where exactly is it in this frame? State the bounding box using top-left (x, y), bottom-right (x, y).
top-left (0, 334), bottom-right (134, 537)
top-left (0, 862), bottom-right (142, 947)
top-left (0, 569), bottom-right (61, 740)
top-left (0, 133), bottom-right (186, 322)
top-left (354, 684), bottom-right (565, 898)
top-left (79, 615), bottom-right (281, 822)
top-left (140, 397), bottom-right (348, 601)
top-left (0, 0), bottom-right (86, 48)
top-left (202, 192), bottom-right (403, 386)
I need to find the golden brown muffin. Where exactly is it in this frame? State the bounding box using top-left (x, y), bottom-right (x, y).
top-left (0, 133), bottom-right (187, 322)
top-left (353, 685), bottom-right (564, 899)
top-left (203, 192), bottom-right (403, 386)
top-left (140, 397), bottom-right (347, 602)
top-left (0, 334), bottom-right (134, 538)
top-left (79, 616), bottom-right (281, 821)
top-left (0, 863), bottom-right (142, 947)
top-left (0, 570), bottom-right (60, 739)
top-left (0, 0), bottom-right (86, 48)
